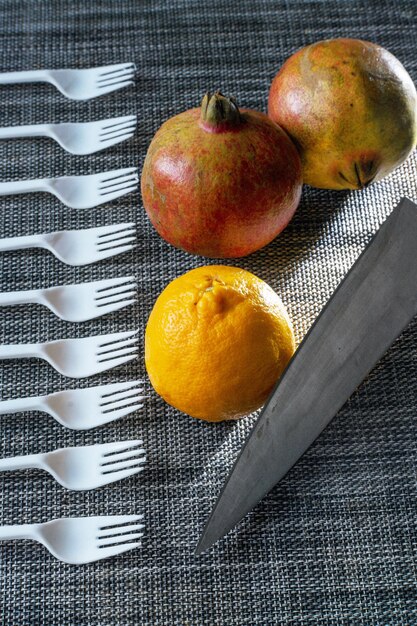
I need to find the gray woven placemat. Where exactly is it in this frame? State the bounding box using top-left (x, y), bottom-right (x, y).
top-left (0, 0), bottom-right (416, 624)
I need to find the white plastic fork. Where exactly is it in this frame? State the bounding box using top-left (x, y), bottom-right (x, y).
top-left (0, 62), bottom-right (136, 100)
top-left (0, 167), bottom-right (139, 209)
top-left (0, 440), bottom-right (146, 491)
top-left (0, 115), bottom-right (137, 155)
top-left (0, 222), bottom-right (137, 266)
top-left (0, 380), bottom-right (145, 430)
top-left (0, 514), bottom-right (144, 564)
top-left (0, 276), bottom-right (137, 322)
top-left (0, 329), bottom-right (139, 378)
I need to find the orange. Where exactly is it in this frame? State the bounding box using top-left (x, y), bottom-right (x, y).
top-left (145, 265), bottom-right (295, 422)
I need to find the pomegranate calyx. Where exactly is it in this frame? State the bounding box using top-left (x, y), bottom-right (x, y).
top-left (200, 91), bottom-right (242, 131)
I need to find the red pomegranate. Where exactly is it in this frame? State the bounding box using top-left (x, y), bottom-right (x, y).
top-left (141, 92), bottom-right (302, 258)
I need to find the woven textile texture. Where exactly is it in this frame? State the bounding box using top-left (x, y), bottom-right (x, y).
top-left (0, 0), bottom-right (416, 624)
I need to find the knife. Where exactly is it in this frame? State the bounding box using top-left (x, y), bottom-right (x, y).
top-left (196, 197), bottom-right (417, 554)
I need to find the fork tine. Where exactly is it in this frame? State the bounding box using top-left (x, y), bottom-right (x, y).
top-left (96, 285), bottom-right (137, 301)
top-left (97, 334), bottom-right (137, 349)
top-left (103, 447), bottom-right (146, 461)
top-left (96, 231), bottom-right (136, 248)
top-left (96, 287), bottom-right (137, 301)
top-left (97, 243), bottom-right (136, 257)
top-left (102, 458), bottom-right (146, 474)
top-left (96, 295), bottom-right (137, 309)
top-left (101, 403), bottom-right (144, 420)
top-left (96, 337), bottom-right (138, 360)
top-left (101, 115), bottom-right (137, 131)
top-left (95, 300), bottom-right (136, 318)
top-left (100, 464), bottom-right (145, 480)
top-left (97, 67), bottom-right (135, 81)
top-left (96, 115), bottom-right (138, 128)
top-left (100, 130), bottom-right (136, 145)
top-left (98, 62), bottom-right (135, 73)
top-left (94, 133), bottom-right (135, 153)
top-left (102, 396), bottom-right (145, 413)
top-left (94, 222), bottom-right (136, 238)
top-left (100, 125), bottom-right (136, 137)
top-left (99, 380), bottom-right (143, 398)
top-left (98, 522), bottom-right (145, 537)
top-left (100, 440), bottom-right (143, 453)
top-left (99, 132), bottom-right (136, 150)
top-left (98, 514), bottom-right (143, 528)
top-left (99, 123), bottom-right (137, 138)
top-left (94, 299), bottom-right (136, 317)
top-left (95, 81), bottom-right (135, 97)
top-left (99, 166), bottom-right (137, 179)
top-left (98, 521), bottom-right (145, 537)
top-left (96, 542), bottom-right (141, 560)
top-left (100, 182), bottom-right (138, 197)
top-left (98, 329), bottom-right (137, 347)
top-left (97, 235), bottom-right (138, 253)
top-left (94, 407), bottom-right (142, 427)
top-left (97, 71), bottom-right (136, 87)
top-left (102, 449), bottom-right (146, 465)
top-left (97, 63), bottom-right (136, 77)
top-left (101, 455), bottom-right (146, 472)
top-left (94, 276), bottom-right (136, 292)
top-left (97, 76), bottom-right (136, 90)
top-left (101, 116), bottom-right (136, 128)
top-left (100, 442), bottom-right (146, 472)
top-left (96, 228), bottom-right (137, 247)
top-left (97, 232), bottom-right (136, 246)
top-left (97, 336), bottom-right (139, 355)
top-left (96, 77), bottom-right (134, 93)
top-left (99, 167), bottom-right (138, 183)
top-left (98, 175), bottom-right (139, 196)
top-left (98, 348), bottom-right (137, 364)
top-left (100, 173), bottom-right (138, 190)
top-left (100, 119), bottom-right (137, 136)
top-left (97, 276), bottom-right (135, 289)
top-left (98, 126), bottom-right (136, 144)
top-left (103, 466), bottom-right (146, 483)
top-left (98, 185), bottom-right (138, 204)
top-left (101, 390), bottom-right (146, 409)
top-left (101, 442), bottom-right (145, 458)
top-left (98, 532), bottom-right (144, 547)
top-left (95, 353), bottom-right (137, 372)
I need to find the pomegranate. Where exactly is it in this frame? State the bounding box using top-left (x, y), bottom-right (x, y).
top-left (268, 38), bottom-right (417, 190)
top-left (141, 92), bottom-right (302, 258)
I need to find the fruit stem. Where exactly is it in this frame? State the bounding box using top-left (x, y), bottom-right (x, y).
top-left (200, 91), bottom-right (242, 131)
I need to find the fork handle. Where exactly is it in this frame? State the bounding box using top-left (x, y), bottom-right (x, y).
top-left (0, 343), bottom-right (41, 360)
top-left (0, 233), bottom-right (46, 253)
top-left (0, 124), bottom-right (49, 140)
top-left (0, 453), bottom-right (44, 472)
top-left (0, 395), bottom-right (44, 415)
top-left (0, 524), bottom-right (37, 540)
top-left (0, 70), bottom-right (50, 85)
top-left (0, 288), bottom-right (41, 307)
top-left (0, 179), bottom-right (49, 195)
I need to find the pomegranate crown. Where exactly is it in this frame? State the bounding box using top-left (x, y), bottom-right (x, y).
top-left (200, 91), bottom-right (242, 130)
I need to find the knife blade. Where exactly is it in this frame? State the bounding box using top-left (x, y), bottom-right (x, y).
top-left (196, 197), bottom-right (417, 554)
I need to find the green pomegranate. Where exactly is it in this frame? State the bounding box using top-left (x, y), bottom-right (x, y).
top-left (268, 38), bottom-right (417, 189)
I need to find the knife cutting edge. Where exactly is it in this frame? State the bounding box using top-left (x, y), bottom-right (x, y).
top-left (196, 197), bottom-right (417, 554)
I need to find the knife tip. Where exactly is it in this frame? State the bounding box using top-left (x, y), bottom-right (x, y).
top-left (194, 542), bottom-right (205, 556)
top-left (195, 528), bottom-right (215, 555)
